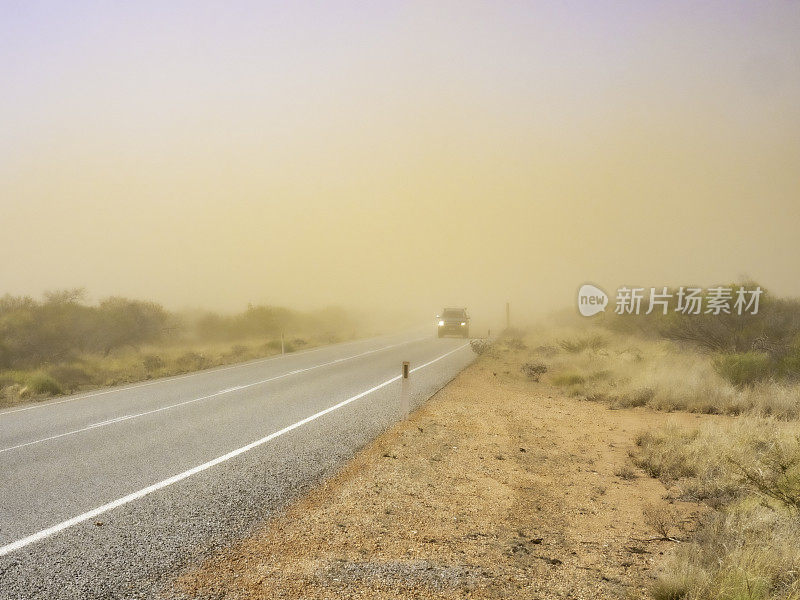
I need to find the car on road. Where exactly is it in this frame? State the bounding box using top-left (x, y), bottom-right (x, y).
top-left (437, 307), bottom-right (470, 338)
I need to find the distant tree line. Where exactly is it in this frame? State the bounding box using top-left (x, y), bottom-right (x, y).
top-left (194, 305), bottom-right (357, 341)
top-left (0, 289), bottom-right (170, 369)
top-left (0, 289), bottom-right (358, 370)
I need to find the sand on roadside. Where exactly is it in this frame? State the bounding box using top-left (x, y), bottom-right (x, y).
top-left (171, 343), bottom-right (712, 599)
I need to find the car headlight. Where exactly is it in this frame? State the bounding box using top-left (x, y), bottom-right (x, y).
top-left (438, 320), bottom-right (444, 326)
top-left (460, 322), bottom-right (466, 326)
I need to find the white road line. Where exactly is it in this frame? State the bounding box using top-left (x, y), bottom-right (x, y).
top-left (0, 329), bottom-right (429, 417)
top-left (0, 342), bottom-right (469, 557)
top-left (0, 336), bottom-right (429, 454)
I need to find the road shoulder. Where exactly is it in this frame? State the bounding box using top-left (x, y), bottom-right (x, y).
top-left (170, 344), bottom-right (705, 599)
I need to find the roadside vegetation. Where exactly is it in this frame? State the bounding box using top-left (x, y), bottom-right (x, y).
top-left (633, 420), bottom-right (800, 600)
top-left (0, 289), bottom-right (364, 408)
top-left (504, 285), bottom-right (800, 599)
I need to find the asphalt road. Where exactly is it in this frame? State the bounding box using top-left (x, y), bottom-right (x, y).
top-left (0, 330), bottom-right (474, 599)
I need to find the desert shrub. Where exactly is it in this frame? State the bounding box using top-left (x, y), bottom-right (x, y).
top-left (636, 420), bottom-right (800, 598)
top-left (0, 290), bottom-right (360, 382)
top-left (736, 382), bottom-right (800, 420)
top-left (650, 578), bottom-right (689, 600)
top-left (778, 345), bottom-right (800, 379)
top-left (0, 290), bottom-right (171, 368)
top-left (729, 437), bottom-right (800, 513)
top-left (47, 364), bottom-right (92, 389)
top-left (504, 339), bottom-right (528, 351)
top-left (142, 354), bottom-right (165, 372)
top-left (632, 427), bottom-right (702, 482)
top-left (470, 339), bottom-right (493, 355)
top-left (614, 464), bottom-right (637, 480)
top-left (558, 337), bottom-right (584, 354)
top-left (0, 383), bottom-right (24, 401)
top-left (543, 326), bottom-right (800, 417)
top-left (0, 371), bottom-right (26, 388)
top-left (606, 284), bottom-right (800, 371)
top-left (534, 344), bottom-right (559, 356)
top-left (713, 352), bottom-right (773, 386)
top-left (586, 369), bottom-right (611, 381)
top-left (585, 390), bottom-right (611, 403)
top-left (25, 372), bottom-right (63, 396)
top-left (557, 334), bottom-right (607, 353)
top-left (0, 342), bottom-right (12, 370)
top-left (552, 372), bottom-right (585, 386)
top-left (616, 346), bottom-right (643, 362)
top-left (521, 362), bottom-right (547, 381)
top-left (642, 501), bottom-right (680, 540)
top-left (95, 297), bottom-right (170, 354)
top-left (174, 352), bottom-right (207, 372)
top-left (225, 345), bottom-right (251, 359)
top-left (196, 306), bottom-right (294, 340)
top-left (650, 562), bottom-right (707, 600)
top-left (653, 502), bottom-right (800, 600)
top-left (614, 387), bottom-right (655, 408)
top-left (533, 318), bottom-right (800, 598)
top-left (634, 419), bottom-right (800, 508)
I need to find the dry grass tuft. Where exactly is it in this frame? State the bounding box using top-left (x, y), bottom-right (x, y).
top-left (642, 501), bottom-right (680, 540)
top-left (613, 464), bottom-right (638, 480)
top-left (629, 419), bottom-right (800, 598)
top-left (539, 327), bottom-right (800, 419)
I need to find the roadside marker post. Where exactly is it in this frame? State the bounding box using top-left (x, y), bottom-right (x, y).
top-left (401, 361), bottom-right (410, 418)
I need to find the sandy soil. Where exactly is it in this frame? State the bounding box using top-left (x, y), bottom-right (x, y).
top-left (172, 344), bottom-right (710, 599)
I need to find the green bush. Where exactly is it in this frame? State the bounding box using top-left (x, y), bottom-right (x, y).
top-left (0, 290), bottom-right (171, 369)
top-left (730, 437), bottom-right (800, 513)
top-left (778, 346), bottom-right (800, 379)
top-left (713, 352), bottom-right (773, 386)
top-left (26, 372), bottom-right (63, 396)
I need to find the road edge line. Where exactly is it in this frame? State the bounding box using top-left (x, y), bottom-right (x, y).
top-left (0, 342), bottom-right (469, 557)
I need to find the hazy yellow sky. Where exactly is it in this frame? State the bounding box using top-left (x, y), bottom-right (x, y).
top-left (2, 1), bottom-right (799, 319)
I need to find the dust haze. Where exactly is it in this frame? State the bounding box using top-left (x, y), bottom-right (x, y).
top-left (3, 2), bottom-right (800, 324)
